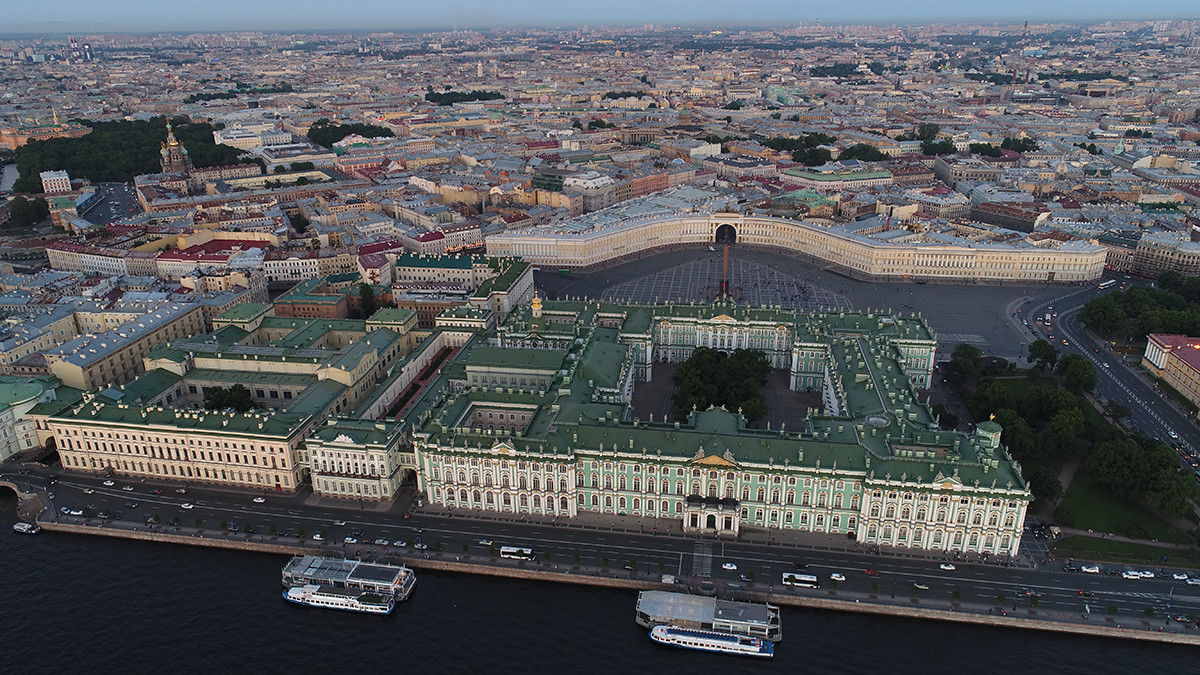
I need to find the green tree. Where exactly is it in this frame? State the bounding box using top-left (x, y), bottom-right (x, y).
top-left (1056, 354), bottom-right (1097, 394)
top-left (359, 283), bottom-right (377, 318)
top-left (920, 139), bottom-right (957, 155)
top-left (7, 196), bottom-right (36, 227)
top-left (1036, 407), bottom-right (1085, 458)
top-left (1025, 466), bottom-right (1064, 510)
top-left (945, 343), bottom-right (984, 386)
top-left (202, 384), bottom-right (255, 412)
top-left (969, 380), bottom-right (1016, 418)
top-left (838, 144), bottom-right (888, 162)
top-left (290, 212), bottom-right (309, 233)
top-left (722, 100), bottom-right (743, 110)
top-left (969, 143), bottom-right (1003, 157)
top-left (916, 122), bottom-right (941, 141)
top-left (1027, 339), bottom-right (1058, 371)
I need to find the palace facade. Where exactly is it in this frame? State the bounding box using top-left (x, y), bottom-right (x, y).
top-left (408, 297), bottom-right (1031, 556)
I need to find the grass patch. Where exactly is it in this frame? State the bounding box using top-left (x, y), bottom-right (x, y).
top-left (1053, 535), bottom-right (1198, 567)
top-left (1057, 477), bottom-right (1189, 544)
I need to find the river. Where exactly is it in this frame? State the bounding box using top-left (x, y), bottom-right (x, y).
top-left (0, 494), bottom-right (1194, 673)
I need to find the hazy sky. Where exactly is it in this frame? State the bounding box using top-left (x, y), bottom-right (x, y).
top-left (6, 0), bottom-right (1198, 34)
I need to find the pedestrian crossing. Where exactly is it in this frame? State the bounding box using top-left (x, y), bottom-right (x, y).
top-left (692, 542), bottom-right (713, 577)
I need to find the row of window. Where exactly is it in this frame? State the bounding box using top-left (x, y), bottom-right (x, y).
top-left (62, 453), bottom-right (290, 486)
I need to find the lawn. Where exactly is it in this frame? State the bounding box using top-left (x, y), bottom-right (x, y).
top-left (1057, 476), bottom-right (1190, 544)
top-left (1052, 535), bottom-right (1198, 568)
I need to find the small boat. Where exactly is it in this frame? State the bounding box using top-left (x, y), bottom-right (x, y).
top-left (12, 522), bottom-right (41, 534)
top-left (649, 625), bottom-right (773, 658)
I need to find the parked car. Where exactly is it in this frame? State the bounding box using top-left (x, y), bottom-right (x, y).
top-left (414, 542), bottom-right (428, 551)
top-left (739, 574), bottom-right (753, 582)
top-left (1121, 571), bottom-right (1142, 580)
top-left (1172, 572), bottom-right (1189, 581)
top-left (175, 488), bottom-right (187, 494)
top-left (1186, 578), bottom-right (1200, 586)
top-left (343, 537), bottom-right (358, 545)
top-left (312, 533), bottom-right (324, 541)
top-left (374, 539), bottom-right (389, 546)
top-left (1081, 565), bottom-right (1100, 574)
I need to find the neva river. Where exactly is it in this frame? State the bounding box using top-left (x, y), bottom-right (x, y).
top-left (1, 494), bottom-right (1194, 673)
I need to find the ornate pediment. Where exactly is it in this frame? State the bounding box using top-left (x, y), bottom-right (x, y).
top-left (695, 453), bottom-right (735, 467)
top-left (491, 440), bottom-right (516, 455)
top-left (333, 433), bottom-right (356, 445)
top-left (712, 314), bottom-right (735, 323)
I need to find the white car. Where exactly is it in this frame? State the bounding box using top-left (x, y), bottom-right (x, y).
top-left (939, 563), bottom-right (956, 571)
top-left (252, 496), bottom-right (266, 503)
top-left (414, 542), bottom-right (428, 551)
top-left (181, 503), bottom-right (194, 509)
top-left (83, 488), bottom-right (95, 495)
top-left (1081, 565), bottom-right (1100, 574)
top-left (121, 485), bottom-right (134, 491)
top-left (1138, 571), bottom-right (1155, 578)
top-left (721, 562), bottom-right (738, 571)
top-left (312, 533), bottom-right (324, 541)
top-left (103, 480), bottom-right (115, 486)
top-left (374, 539), bottom-right (389, 546)
top-left (1122, 571), bottom-right (1143, 580)
top-left (343, 537), bottom-right (358, 544)
top-left (1172, 572), bottom-right (1189, 581)
top-left (478, 539), bottom-right (493, 546)
top-left (1186, 578), bottom-right (1200, 586)
top-left (830, 573), bottom-right (846, 582)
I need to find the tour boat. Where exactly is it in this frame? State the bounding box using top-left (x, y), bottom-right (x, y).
top-left (649, 625), bottom-right (774, 658)
top-left (283, 584), bottom-right (394, 615)
top-left (12, 522), bottom-right (41, 534)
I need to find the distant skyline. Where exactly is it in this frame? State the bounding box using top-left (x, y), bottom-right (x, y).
top-left (5, 1), bottom-right (1199, 35)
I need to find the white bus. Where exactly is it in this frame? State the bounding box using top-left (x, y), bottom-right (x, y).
top-left (781, 573), bottom-right (820, 588)
top-left (499, 546), bottom-right (535, 560)
top-left (1098, 279), bottom-right (1117, 290)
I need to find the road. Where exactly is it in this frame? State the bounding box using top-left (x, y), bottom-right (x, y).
top-left (82, 182), bottom-right (140, 224)
top-left (1016, 277), bottom-right (1200, 476)
top-left (8, 465), bottom-right (1200, 623)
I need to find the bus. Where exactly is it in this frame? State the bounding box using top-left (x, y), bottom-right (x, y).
top-left (499, 546), bottom-right (535, 560)
top-left (781, 573), bottom-right (820, 588)
top-left (1099, 280), bottom-right (1117, 290)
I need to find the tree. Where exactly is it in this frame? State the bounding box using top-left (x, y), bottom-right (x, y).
top-left (1036, 407), bottom-right (1085, 458)
top-left (307, 122), bottom-right (394, 148)
top-left (944, 343), bottom-right (983, 386)
top-left (671, 347), bottom-right (771, 422)
top-left (359, 283), bottom-right (377, 318)
top-left (838, 144), bottom-right (888, 162)
top-left (969, 143), bottom-right (1003, 157)
top-left (916, 123), bottom-right (941, 141)
top-left (1056, 354), bottom-right (1097, 394)
top-left (290, 212), bottom-right (309, 234)
top-left (1027, 339), bottom-right (1058, 371)
top-left (722, 100), bottom-right (743, 110)
top-left (1025, 466), bottom-right (1063, 510)
top-left (920, 139), bottom-right (957, 155)
top-left (6, 196), bottom-right (35, 227)
top-left (969, 380), bottom-right (1015, 418)
top-left (203, 384), bottom-right (254, 412)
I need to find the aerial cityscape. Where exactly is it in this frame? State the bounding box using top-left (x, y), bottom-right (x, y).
top-left (4, 7), bottom-right (1200, 670)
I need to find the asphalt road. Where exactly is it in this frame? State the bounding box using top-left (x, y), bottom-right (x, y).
top-left (9, 466), bottom-right (1200, 623)
top-left (83, 182), bottom-right (140, 224)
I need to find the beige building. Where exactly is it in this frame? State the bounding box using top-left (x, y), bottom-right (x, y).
top-left (44, 303), bottom-right (207, 390)
top-left (486, 213), bottom-right (1107, 284)
top-left (307, 418), bottom-right (413, 501)
top-left (50, 399), bottom-right (308, 491)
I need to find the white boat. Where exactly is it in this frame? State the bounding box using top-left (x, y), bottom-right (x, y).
top-left (649, 625), bottom-right (774, 658)
top-left (283, 584), bottom-right (394, 615)
top-left (12, 522), bottom-right (41, 534)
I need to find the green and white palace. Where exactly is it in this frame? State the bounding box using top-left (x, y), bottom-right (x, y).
top-left (408, 296), bottom-right (1031, 557)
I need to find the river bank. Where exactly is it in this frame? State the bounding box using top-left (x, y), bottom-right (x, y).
top-left (35, 516), bottom-right (1200, 647)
